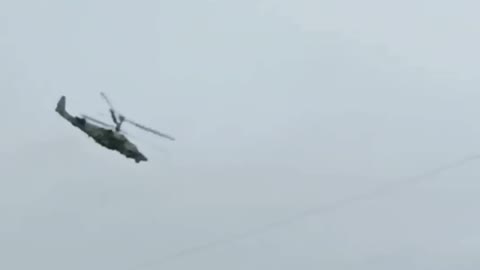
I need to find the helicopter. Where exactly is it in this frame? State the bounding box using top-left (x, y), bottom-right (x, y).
top-left (55, 92), bottom-right (174, 163)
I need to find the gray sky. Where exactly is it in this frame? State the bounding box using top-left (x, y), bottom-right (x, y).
top-left (1, 0), bottom-right (480, 269)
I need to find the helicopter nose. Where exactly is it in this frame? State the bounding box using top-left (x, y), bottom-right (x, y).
top-left (135, 154), bottom-right (148, 163)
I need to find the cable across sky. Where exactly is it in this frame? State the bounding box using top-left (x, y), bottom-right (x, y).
top-left (131, 153), bottom-right (480, 269)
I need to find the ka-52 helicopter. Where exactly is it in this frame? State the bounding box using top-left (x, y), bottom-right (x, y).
top-left (55, 92), bottom-right (175, 163)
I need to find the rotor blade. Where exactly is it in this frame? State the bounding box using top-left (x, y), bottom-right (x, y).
top-left (100, 92), bottom-right (113, 110)
top-left (82, 114), bottom-right (130, 135)
top-left (100, 92), bottom-right (119, 124)
top-left (125, 118), bottom-right (175, 141)
top-left (81, 114), bottom-right (115, 128)
top-left (109, 109), bottom-right (119, 125)
top-left (100, 92), bottom-right (116, 112)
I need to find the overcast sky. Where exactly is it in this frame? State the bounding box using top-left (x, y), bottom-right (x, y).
top-left (1, 0), bottom-right (480, 269)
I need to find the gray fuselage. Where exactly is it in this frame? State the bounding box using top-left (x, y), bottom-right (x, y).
top-left (55, 96), bottom-right (147, 163)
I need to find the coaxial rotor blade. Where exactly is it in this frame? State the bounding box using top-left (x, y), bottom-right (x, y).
top-left (81, 114), bottom-right (113, 128)
top-left (125, 118), bottom-right (175, 141)
top-left (82, 114), bottom-right (130, 135)
top-left (100, 92), bottom-right (119, 124)
top-left (100, 92), bottom-right (116, 112)
top-left (97, 93), bottom-right (173, 140)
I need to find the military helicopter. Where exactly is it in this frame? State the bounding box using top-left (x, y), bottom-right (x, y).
top-left (55, 92), bottom-right (174, 163)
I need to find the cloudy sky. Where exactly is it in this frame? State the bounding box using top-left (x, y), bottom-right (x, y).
top-left (1, 0), bottom-right (480, 269)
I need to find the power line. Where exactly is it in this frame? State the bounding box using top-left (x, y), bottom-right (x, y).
top-left (130, 154), bottom-right (480, 269)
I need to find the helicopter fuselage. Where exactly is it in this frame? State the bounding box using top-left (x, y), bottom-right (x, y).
top-left (55, 96), bottom-right (148, 163)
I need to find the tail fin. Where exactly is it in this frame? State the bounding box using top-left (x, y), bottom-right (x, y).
top-left (56, 96), bottom-right (66, 113)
